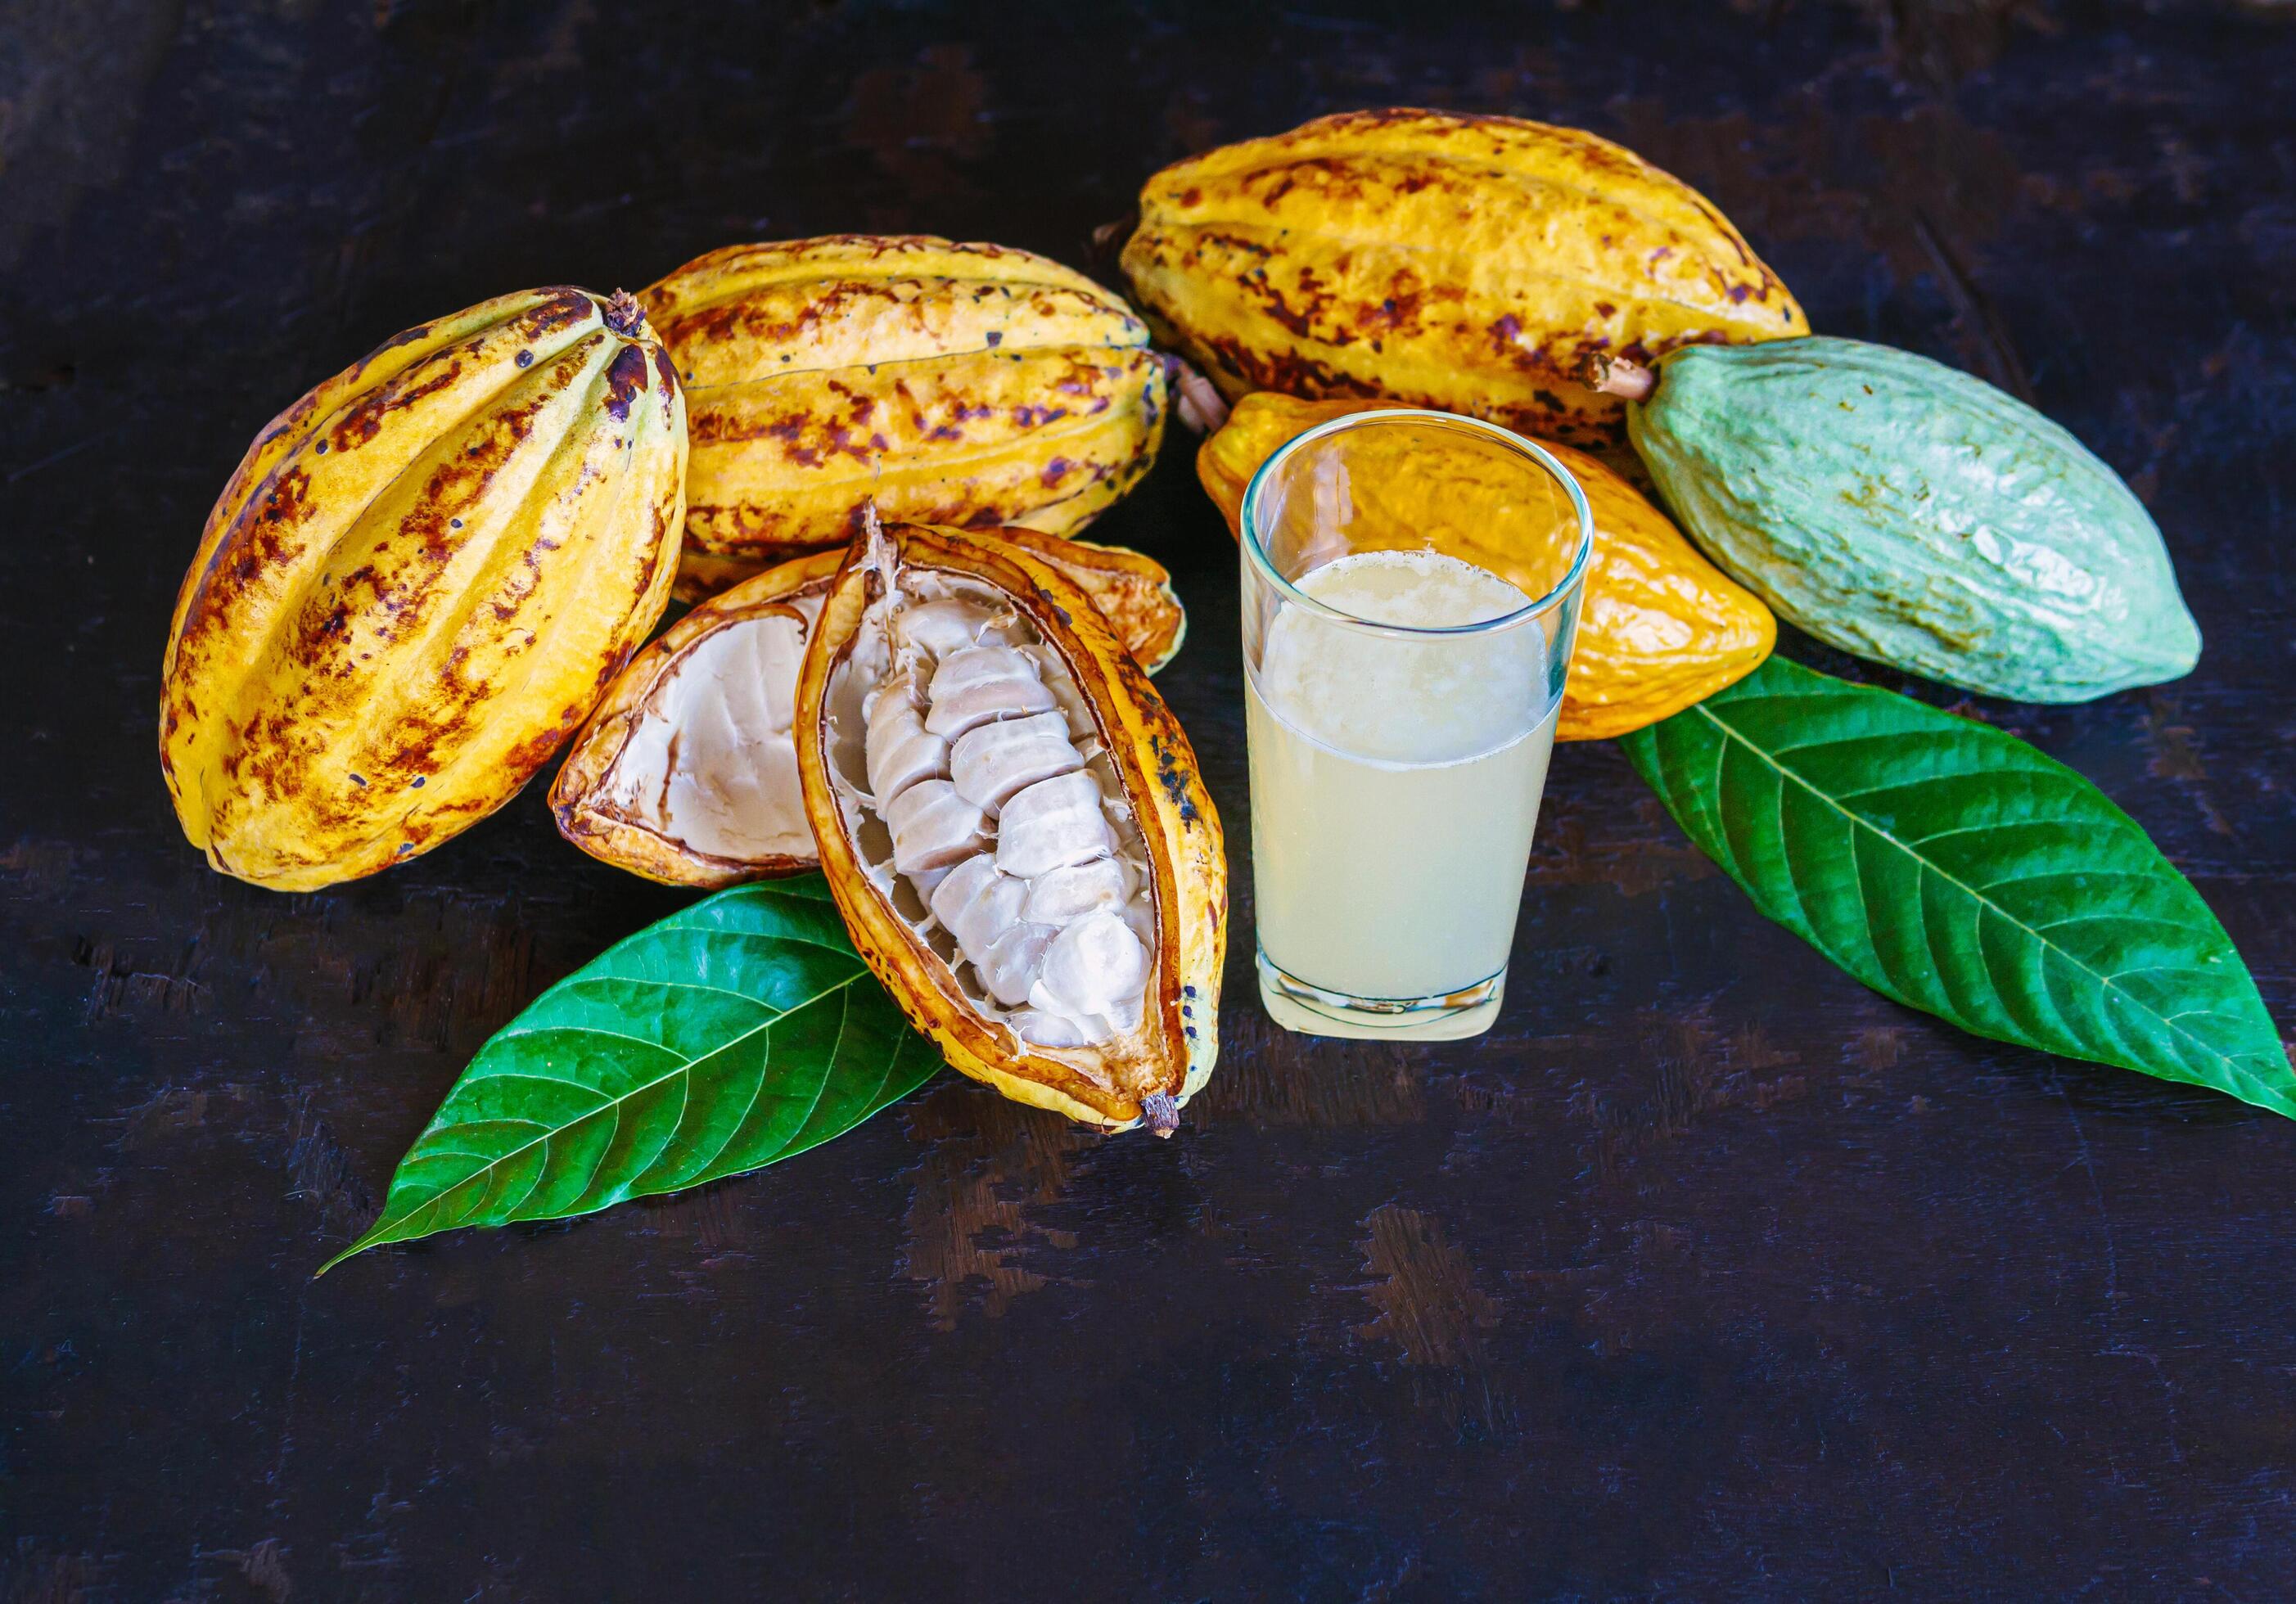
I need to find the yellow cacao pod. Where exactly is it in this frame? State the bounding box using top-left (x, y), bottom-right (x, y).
top-left (796, 517), bottom-right (1225, 1133)
top-left (160, 286), bottom-right (687, 890)
top-left (550, 528), bottom-right (1187, 888)
top-left (1123, 108), bottom-right (1807, 452)
top-left (1197, 393), bottom-right (1775, 741)
top-left (641, 236), bottom-right (1169, 599)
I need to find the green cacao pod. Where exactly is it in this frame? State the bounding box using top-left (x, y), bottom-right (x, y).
top-left (1607, 337), bottom-right (2201, 703)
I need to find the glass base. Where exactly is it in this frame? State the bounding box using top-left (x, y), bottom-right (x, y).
top-left (1256, 953), bottom-right (1504, 1042)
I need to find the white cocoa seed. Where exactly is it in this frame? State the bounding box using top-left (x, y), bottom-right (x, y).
top-left (997, 769), bottom-right (1114, 879)
top-left (864, 674), bottom-right (949, 807)
top-left (1010, 1008), bottom-right (1098, 1048)
top-left (978, 921), bottom-right (1060, 1007)
top-left (1021, 855), bottom-right (1134, 924)
top-left (950, 710), bottom-right (1082, 813)
top-left (925, 646), bottom-right (1058, 738)
top-left (1030, 911), bottom-right (1149, 1017)
top-left (894, 597), bottom-right (997, 659)
top-left (882, 778), bottom-right (989, 874)
top-left (929, 853), bottom-right (1026, 964)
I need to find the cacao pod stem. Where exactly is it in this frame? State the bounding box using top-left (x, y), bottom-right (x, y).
top-left (1167, 356), bottom-right (1231, 435)
top-left (602, 289), bottom-right (645, 336)
top-left (1085, 210), bottom-right (1139, 275)
top-left (1579, 352), bottom-right (1657, 402)
top-left (1139, 1091), bottom-right (1180, 1138)
top-left (857, 501), bottom-right (900, 631)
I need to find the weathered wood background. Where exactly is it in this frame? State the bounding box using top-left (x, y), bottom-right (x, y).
top-left (5, 1), bottom-right (2294, 1597)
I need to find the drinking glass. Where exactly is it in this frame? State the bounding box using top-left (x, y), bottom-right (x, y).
top-left (1241, 409), bottom-right (1594, 1040)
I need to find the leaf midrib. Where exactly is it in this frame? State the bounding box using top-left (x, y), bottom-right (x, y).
top-left (697, 979), bottom-right (853, 1188)
top-left (362, 967), bottom-right (876, 1243)
top-left (1689, 697), bottom-right (2244, 1077)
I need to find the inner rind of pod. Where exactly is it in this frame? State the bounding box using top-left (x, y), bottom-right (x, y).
top-left (822, 565), bottom-right (1159, 1057)
top-left (594, 591), bottom-right (824, 863)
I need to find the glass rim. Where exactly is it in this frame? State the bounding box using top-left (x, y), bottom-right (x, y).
top-left (1238, 407), bottom-right (1596, 638)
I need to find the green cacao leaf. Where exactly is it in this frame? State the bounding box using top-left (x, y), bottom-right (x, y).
top-left (1621, 656), bottom-right (2292, 1115)
top-left (321, 877), bottom-right (937, 1271)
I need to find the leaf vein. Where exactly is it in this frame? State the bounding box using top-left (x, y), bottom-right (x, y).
top-left (1689, 696), bottom-right (2246, 1079)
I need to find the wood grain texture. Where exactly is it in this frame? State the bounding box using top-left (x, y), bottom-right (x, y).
top-left (3, 1), bottom-right (2293, 1597)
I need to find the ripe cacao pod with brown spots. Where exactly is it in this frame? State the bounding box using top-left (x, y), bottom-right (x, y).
top-left (794, 516), bottom-right (1225, 1133)
top-left (639, 236), bottom-right (1169, 600)
top-left (160, 286), bottom-right (687, 891)
top-left (1121, 108), bottom-right (1807, 453)
top-left (548, 525), bottom-right (1187, 889)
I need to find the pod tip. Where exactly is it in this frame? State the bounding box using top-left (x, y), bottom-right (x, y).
top-left (1166, 356), bottom-right (1231, 435)
top-left (602, 289), bottom-right (647, 337)
top-left (1577, 351), bottom-right (1656, 401)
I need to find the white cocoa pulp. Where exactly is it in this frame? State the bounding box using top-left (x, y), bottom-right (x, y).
top-left (831, 565), bottom-right (1154, 1048)
top-left (950, 710), bottom-right (1082, 812)
top-left (589, 592), bottom-right (822, 863)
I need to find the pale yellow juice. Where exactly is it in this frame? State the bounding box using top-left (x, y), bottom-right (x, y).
top-left (1248, 550), bottom-right (1556, 1032)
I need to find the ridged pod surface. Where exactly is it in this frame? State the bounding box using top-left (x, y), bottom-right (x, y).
top-left (796, 518), bottom-right (1225, 1132)
top-left (1198, 393), bottom-right (1775, 740)
top-left (1122, 109), bottom-right (1806, 452)
top-left (642, 236), bottom-right (1169, 596)
top-left (551, 529), bottom-right (1187, 887)
top-left (1622, 338), bottom-right (2202, 702)
top-left (161, 286), bottom-right (686, 890)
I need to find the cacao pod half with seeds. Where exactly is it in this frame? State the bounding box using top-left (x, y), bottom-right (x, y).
top-left (550, 527), bottom-right (1188, 888)
top-left (795, 516), bottom-right (1225, 1133)
top-left (641, 236), bottom-right (1169, 599)
top-left (1121, 108), bottom-right (1806, 453)
top-left (160, 286), bottom-right (686, 890)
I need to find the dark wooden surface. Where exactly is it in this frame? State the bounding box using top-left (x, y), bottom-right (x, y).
top-left (6, 2), bottom-right (2294, 1597)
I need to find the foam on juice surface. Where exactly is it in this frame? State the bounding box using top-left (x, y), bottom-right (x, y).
top-left (1258, 549), bottom-right (1540, 765)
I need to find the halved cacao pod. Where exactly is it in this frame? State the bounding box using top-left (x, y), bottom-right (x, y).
top-left (550, 528), bottom-right (1186, 887)
top-left (995, 525), bottom-right (1188, 674)
top-left (1121, 108), bottom-right (1807, 452)
top-left (795, 516), bottom-right (1225, 1132)
top-left (552, 550), bottom-right (838, 887)
top-left (160, 286), bottom-right (686, 890)
top-left (1197, 392), bottom-right (1775, 740)
top-left (640, 236), bottom-right (1170, 599)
